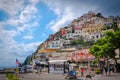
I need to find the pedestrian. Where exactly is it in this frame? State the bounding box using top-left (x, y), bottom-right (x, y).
top-left (80, 67), bottom-right (84, 77)
top-left (100, 67), bottom-right (104, 75)
top-left (69, 68), bottom-right (77, 79)
top-left (104, 66), bottom-right (107, 76)
top-left (111, 66), bottom-right (115, 75)
top-left (107, 66), bottom-right (110, 76)
top-left (39, 66), bottom-right (42, 74)
top-left (72, 68), bottom-right (77, 79)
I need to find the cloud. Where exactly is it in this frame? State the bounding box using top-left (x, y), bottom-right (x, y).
top-left (87, 0), bottom-right (120, 16)
top-left (0, 41), bottom-right (41, 66)
top-left (44, 0), bottom-right (120, 32)
top-left (16, 4), bottom-right (39, 33)
top-left (0, 0), bottom-right (25, 17)
top-left (19, 5), bottom-right (37, 23)
top-left (29, 0), bottom-right (40, 5)
top-left (23, 35), bottom-right (34, 39)
top-left (44, 0), bottom-right (97, 32)
top-left (0, 0), bottom-right (120, 67)
top-left (0, 28), bottom-right (41, 66)
top-left (48, 7), bottom-right (76, 32)
top-left (14, 42), bottom-right (42, 56)
top-left (0, 0), bottom-right (40, 32)
top-left (0, 0), bottom-right (41, 66)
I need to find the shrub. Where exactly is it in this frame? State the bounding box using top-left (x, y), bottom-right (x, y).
top-left (6, 73), bottom-right (20, 80)
top-left (95, 68), bottom-right (101, 74)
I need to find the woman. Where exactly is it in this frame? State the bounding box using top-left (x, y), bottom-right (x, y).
top-left (80, 67), bottom-right (84, 77)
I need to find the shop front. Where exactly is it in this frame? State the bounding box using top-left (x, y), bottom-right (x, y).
top-left (48, 60), bottom-right (68, 73)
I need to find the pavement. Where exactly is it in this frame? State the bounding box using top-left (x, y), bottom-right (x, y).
top-left (19, 73), bottom-right (65, 80)
top-left (18, 72), bottom-right (120, 80)
top-left (0, 72), bottom-right (120, 80)
top-left (0, 74), bottom-right (6, 80)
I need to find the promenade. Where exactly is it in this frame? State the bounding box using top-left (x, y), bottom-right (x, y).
top-left (0, 71), bottom-right (120, 80)
top-left (0, 74), bottom-right (6, 80)
top-left (18, 72), bottom-right (120, 80)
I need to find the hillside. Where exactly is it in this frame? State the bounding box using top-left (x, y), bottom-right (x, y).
top-left (24, 11), bottom-right (120, 65)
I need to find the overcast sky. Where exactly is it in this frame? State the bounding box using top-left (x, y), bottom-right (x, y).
top-left (0, 0), bottom-right (120, 67)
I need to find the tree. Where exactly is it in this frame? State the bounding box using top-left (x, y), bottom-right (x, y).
top-left (90, 28), bottom-right (120, 68)
top-left (23, 55), bottom-right (32, 65)
top-left (76, 39), bottom-right (84, 45)
top-left (83, 40), bottom-right (94, 47)
top-left (90, 44), bottom-right (104, 67)
top-left (90, 44), bottom-right (103, 59)
top-left (105, 28), bottom-right (120, 58)
top-left (96, 13), bottom-right (104, 18)
top-left (70, 40), bottom-right (77, 46)
top-left (112, 21), bottom-right (118, 31)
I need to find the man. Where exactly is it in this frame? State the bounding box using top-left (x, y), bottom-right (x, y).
top-left (69, 68), bottom-right (77, 79)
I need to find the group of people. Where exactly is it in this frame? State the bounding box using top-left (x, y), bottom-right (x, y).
top-left (65, 68), bottom-right (77, 79)
top-left (65, 66), bottom-right (85, 79)
top-left (100, 65), bottom-right (116, 76)
top-left (32, 62), bottom-right (43, 74)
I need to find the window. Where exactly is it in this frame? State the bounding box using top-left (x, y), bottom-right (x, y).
top-left (68, 34), bottom-right (70, 37)
top-left (96, 35), bottom-right (99, 38)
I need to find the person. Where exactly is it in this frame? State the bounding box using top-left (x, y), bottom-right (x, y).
top-left (24, 66), bottom-right (27, 73)
top-left (64, 70), bottom-right (68, 78)
top-left (33, 63), bottom-right (37, 73)
top-left (104, 66), bottom-right (107, 76)
top-left (100, 67), bottom-right (104, 75)
top-left (80, 67), bottom-right (84, 77)
top-left (111, 66), bottom-right (115, 75)
top-left (86, 75), bottom-right (92, 80)
top-left (69, 68), bottom-right (77, 79)
top-left (107, 66), bottom-right (110, 76)
top-left (72, 68), bottom-right (77, 79)
top-left (39, 66), bottom-right (42, 74)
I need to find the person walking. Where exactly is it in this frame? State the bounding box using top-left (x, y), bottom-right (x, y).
top-left (80, 67), bottom-right (84, 77)
top-left (111, 66), bottom-right (115, 75)
top-left (104, 66), bottom-right (107, 76)
top-left (107, 66), bottom-right (110, 76)
top-left (39, 66), bottom-right (42, 74)
top-left (69, 68), bottom-right (77, 79)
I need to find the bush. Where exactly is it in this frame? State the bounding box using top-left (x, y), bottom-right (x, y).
top-left (95, 68), bottom-right (101, 74)
top-left (6, 73), bottom-right (20, 80)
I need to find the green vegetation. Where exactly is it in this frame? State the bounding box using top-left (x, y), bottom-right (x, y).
top-left (23, 55), bottom-right (32, 65)
top-left (70, 39), bottom-right (94, 48)
top-left (6, 73), bottom-right (20, 80)
top-left (90, 22), bottom-right (120, 68)
top-left (95, 68), bottom-right (101, 74)
top-left (96, 13), bottom-right (104, 18)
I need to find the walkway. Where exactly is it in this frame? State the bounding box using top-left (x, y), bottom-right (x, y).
top-left (0, 74), bottom-right (6, 80)
top-left (18, 72), bottom-right (120, 80)
top-left (78, 72), bottom-right (120, 80)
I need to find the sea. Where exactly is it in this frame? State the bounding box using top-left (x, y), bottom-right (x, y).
top-left (0, 65), bottom-right (17, 70)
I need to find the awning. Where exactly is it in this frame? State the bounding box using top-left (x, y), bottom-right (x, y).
top-left (40, 62), bottom-right (48, 65)
top-left (38, 49), bottom-right (58, 53)
top-left (59, 47), bottom-right (77, 52)
top-left (48, 60), bottom-right (67, 64)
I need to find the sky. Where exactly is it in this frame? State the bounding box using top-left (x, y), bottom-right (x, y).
top-left (0, 0), bottom-right (120, 67)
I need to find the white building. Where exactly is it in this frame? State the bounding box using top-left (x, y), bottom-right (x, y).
top-left (48, 40), bottom-right (63, 49)
top-left (65, 33), bottom-right (74, 39)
